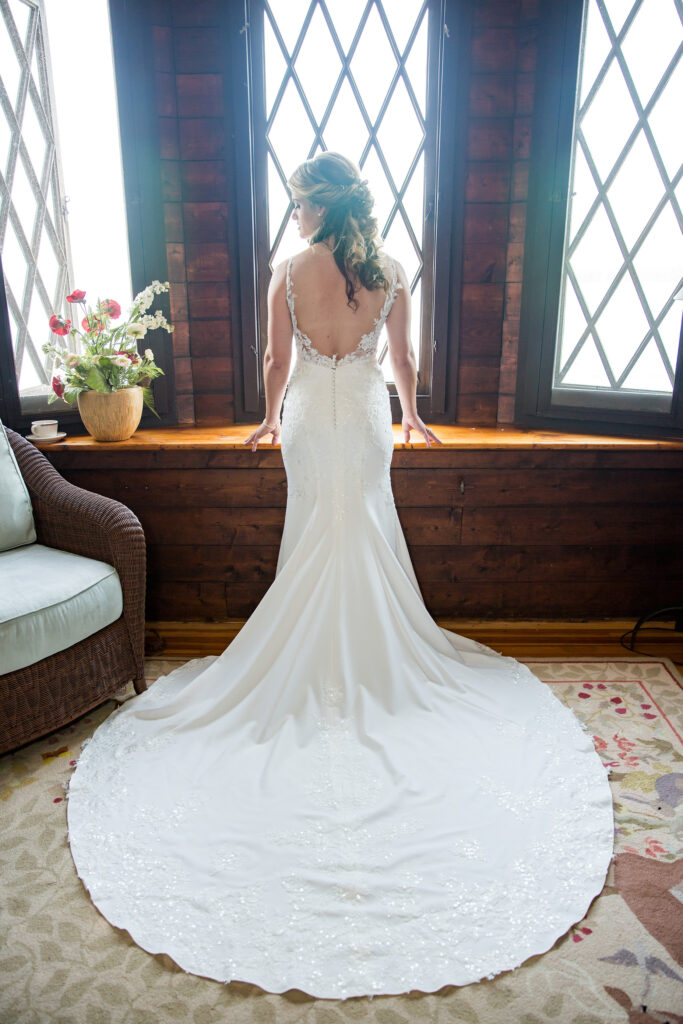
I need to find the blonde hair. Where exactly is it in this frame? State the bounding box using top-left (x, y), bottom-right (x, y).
top-left (287, 151), bottom-right (390, 310)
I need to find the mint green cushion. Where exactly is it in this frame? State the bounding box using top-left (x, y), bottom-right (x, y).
top-left (0, 422), bottom-right (36, 552)
top-left (0, 544), bottom-right (123, 674)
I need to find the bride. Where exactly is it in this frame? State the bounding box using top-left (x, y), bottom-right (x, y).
top-left (66, 152), bottom-right (614, 1000)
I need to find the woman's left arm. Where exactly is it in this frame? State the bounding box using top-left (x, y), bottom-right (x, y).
top-left (243, 261), bottom-right (293, 452)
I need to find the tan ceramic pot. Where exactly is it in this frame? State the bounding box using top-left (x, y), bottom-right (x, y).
top-left (77, 386), bottom-right (144, 441)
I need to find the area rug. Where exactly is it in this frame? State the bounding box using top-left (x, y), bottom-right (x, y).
top-left (1, 658), bottom-right (682, 1024)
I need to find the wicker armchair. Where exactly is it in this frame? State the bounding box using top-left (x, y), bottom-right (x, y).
top-left (0, 428), bottom-right (146, 755)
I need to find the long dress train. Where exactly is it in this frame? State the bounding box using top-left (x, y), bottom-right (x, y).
top-left (66, 256), bottom-right (615, 999)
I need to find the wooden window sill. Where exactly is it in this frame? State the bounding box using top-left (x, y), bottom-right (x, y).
top-left (26, 422), bottom-right (683, 451)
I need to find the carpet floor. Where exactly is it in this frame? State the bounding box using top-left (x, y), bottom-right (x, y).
top-left (1, 658), bottom-right (682, 1024)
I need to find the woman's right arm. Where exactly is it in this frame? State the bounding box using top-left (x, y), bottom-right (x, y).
top-left (386, 260), bottom-right (442, 448)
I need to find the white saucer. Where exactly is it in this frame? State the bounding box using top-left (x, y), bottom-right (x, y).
top-left (26, 432), bottom-right (67, 443)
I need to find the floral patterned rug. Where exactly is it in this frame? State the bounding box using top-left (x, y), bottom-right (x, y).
top-left (1, 658), bottom-right (682, 1024)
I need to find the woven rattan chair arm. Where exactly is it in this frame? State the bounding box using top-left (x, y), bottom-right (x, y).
top-left (6, 428), bottom-right (146, 679)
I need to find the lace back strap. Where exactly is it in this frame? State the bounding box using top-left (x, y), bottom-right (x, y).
top-left (285, 255), bottom-right (300, 334)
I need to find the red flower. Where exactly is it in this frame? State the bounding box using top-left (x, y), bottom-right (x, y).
top-left (116, 349), bottom-right (139, 364)
top-left (49, 314), bottom-right (71, 336)
top-left (101, 299), bottom-right (121, 319)
top-left (82, 316), bottom-right (103, 334)
top-left (66, 289), bottom-right (86, 303)
top-left (51, 376), bottom-right (65, 398)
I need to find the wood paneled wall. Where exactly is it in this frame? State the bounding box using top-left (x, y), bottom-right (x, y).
top-left (45, 444), bottom-right (683, 621)
top-left (149, 0), bottom-right (539, 426)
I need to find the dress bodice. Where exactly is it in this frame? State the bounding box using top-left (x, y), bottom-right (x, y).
top-left (285, 253), bottom-right (401, 368)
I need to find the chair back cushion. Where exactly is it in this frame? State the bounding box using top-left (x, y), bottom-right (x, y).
top-left (0, 420), bottom-right (37, 552)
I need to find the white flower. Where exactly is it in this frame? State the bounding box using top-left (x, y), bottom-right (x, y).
top-left (127, 322), bottom-right (147, 339)
top-left (144, 348), bottom-right (154, 361)
top-left (111, 355), bottom-right (130, 367)
top-left (92, 354), bottom-right (102, 365)
top-left (65, 353), bottom-right (80, 367)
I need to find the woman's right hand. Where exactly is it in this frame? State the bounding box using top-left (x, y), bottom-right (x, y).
top-left (401, 414), bottom-right (442, 448)
top-left (243, 420), bottom-right (281, 452)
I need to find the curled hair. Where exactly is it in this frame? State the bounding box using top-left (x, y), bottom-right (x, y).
top-left (287, 152), bottom-right (390, 309)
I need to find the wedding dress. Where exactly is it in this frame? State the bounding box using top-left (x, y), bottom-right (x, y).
top-left (66, 255), bottom-right (615, 999)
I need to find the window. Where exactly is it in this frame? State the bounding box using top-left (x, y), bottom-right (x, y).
top-left (227, 0), bottom-right (465, 422)
top-left (0, 0), bottom-right (174, 431)
top-left (516, 0), bottom-right (683, 435)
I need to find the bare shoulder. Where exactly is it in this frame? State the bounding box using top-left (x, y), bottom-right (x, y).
top-left (269, 257), bottom-right (290, 298)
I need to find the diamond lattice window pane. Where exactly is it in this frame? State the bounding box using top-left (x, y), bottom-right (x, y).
top-left (578, 0), bottom-right (611, 106)
top-left (648, 60), bottom-right (683, 180)
top-left (383, 210), bottom-right (420, 284)
top-left (267, 153), bottom-right (289, 248)
top-left (8, 0), bottom-right (31, 44)
top-left (267, 0), bottom-right (312, 54)
top-left (606, 130), bottom-right (663, 250)
top-left (322, 0), bottom-right (368, 53)
top-left (0, 104), bottom-right (12, 177)
top-left (632, 201), bottom-right (683, 314)
top-left (568, 203), bottom-right (623, 313)
top-left (294, 5), bottom-right (342, 123)
top-left (21, 89), bottom-right (48, 180)
top-left (405, 11), bottom-right (428, 116)
top-left (595, 273), bottom-right (650, 381)
top-left (268, 77), bottom-right (316, 172)
top-left (568, 144), bottom-right (598, 242)
top-left (26, 289), bottom-right (51, 386)
top-left (0, 12), bottom-right (22, 108)
top-left (622, 338), bottom-right (673, 391)
top-left (322, 77), bottom-right (368, 162)
top-left (376, 76), bottom-right (423, 190)
top-left (359, 144), bottom-right (394, 234)
top-left (558, 278), bottom-right (588, 372)
top-left (349, 5), bottom-right (397, 123)
top-left (36, 225), bottom-right (61, 303)
top-left (620, 0), bottom-right (681, 108)
top-left (386, 0), bottom-right (424, 53)
top-left (402, 153), bottom-right (424, 249)
top-left (11, 154), bottom-right (38, 243)
top-left (264, 15), bottom-right (287, 118)
top-left (554, 0), bottom-right (683, 403)
top-left (562, 336), bottom-right (611, 387)
top-left (3, 215), bottom-right (28, 304)
top-left (580, 60), bottom-right (638, 182)
top-left (601, 0), bottom-right (631, 35)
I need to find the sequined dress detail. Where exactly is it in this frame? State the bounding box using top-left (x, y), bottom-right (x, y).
top-left (66, 253), bottom-right (615, 999)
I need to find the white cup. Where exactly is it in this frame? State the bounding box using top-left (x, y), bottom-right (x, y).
top-left (31, 419), bottom-right (59, 437)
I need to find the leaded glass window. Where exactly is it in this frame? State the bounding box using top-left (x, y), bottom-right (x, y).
top-left (0, 0), bottom-right (69, 407)
top-left (553, 0), bottom-right (683, 412)
top-left (0, 0), bottom-right (132, 415)
top-left (252, 0), bottom-right (439, 390)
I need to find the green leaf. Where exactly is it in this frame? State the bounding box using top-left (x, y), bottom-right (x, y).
top-left (85, 366), bottom-right (108, 393)
top-left (142, 386), bottom-right (161, 418)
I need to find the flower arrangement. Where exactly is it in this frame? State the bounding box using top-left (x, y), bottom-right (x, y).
top-left (43, 281), bottom-right (173, 418)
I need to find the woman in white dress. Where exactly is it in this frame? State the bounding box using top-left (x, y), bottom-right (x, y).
top-left (66, 152), bottom-right (615, 1000)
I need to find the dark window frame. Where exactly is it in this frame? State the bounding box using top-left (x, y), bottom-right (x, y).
top-left (224, 0), bottom-right (470, 425)
top-left (515, 0), bottom-right (683, 439)
top-left (0, 0), bottom-right (176, 434)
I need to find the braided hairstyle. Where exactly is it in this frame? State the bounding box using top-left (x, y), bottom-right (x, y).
top-left (287, 152), bottom-right (390, 310)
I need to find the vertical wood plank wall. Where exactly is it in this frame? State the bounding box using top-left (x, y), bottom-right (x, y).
top-left (151, 0), bottom-right (539, 426)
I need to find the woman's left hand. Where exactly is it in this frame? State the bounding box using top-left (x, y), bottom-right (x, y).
top-left (243, 420), bottom-right (281, 452)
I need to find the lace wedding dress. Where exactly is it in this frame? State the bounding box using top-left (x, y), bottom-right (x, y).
top-left (66, 255), bottom-right (615, 999)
